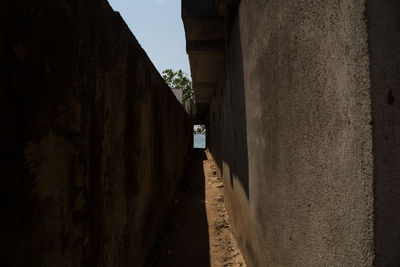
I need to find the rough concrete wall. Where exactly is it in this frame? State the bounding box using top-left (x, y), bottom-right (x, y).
top-left (220, 1), bottom-right (375, 266)
top-left (208, 78), bottom-right (223, 169)
top-left (0, 1), bottom-right (192, 266)
top-left (367, 1), bottom-right (400, 266)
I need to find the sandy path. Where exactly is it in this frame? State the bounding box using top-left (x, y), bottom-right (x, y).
top-left (204, 150), bottom-right (246, 267)
top-left (149, 149), bottom-right (246, 267)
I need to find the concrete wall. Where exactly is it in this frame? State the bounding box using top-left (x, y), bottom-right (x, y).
top-left (207, 73), bottom-right (224, 170)
top-left (0, 1), bottom-right (192, 266)
top-left (207, 1), bottom-right (400, 266)
top-left (367, 1), bottom-right (400, 265)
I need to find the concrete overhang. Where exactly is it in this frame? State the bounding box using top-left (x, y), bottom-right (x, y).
top-left (182, 0), bottom-right (238, 123)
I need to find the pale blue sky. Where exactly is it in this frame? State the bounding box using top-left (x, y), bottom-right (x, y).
top-left (107, 0), bottom-right (190, 75)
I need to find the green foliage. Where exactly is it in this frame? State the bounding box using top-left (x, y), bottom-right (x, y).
top-left (162, 69), bottom-right (205, 135)
top-left (194, 125), bottom-right (206, 135)
top-left (162, 69), bottom-right (195, 112)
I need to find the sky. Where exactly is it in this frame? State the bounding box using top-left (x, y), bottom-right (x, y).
top-left (107, 0), bottom-right (191, 75)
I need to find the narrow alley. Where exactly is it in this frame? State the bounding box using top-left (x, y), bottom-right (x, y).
top-left (150, 149), bottom-right (245, 267)
top-left (1, 1), bottom-right (400, 266)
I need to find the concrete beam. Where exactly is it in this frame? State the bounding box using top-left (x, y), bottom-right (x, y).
top-left (193, 82), bottom-right (219, 89)
top-left (182, 0), bottom-right (217, 18)
top-left (186, 40), bottom-right (225, 52)
top-left (183, 17), bottom-right (225, 41)
top-left (182, 0), bottom-right (230, 116)
top-left (189, 53), bottom-right (225, 82)
top-left (216, 0), bottom-right (240, 16)
top-left (194, 87), bottom-right (213, 101)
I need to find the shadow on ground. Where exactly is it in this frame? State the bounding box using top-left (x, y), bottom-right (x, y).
top-left (149, 149), bottom-right (210, 267)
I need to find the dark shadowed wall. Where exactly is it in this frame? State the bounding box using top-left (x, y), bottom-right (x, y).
top-left (0, 1), bottom-right (192, 266)
top-left (367, 1), bottom-right (400, 266)
top-left (207, 0), bottom-right (400, 266)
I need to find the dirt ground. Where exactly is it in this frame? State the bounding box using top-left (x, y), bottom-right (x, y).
top-left (204, 149), bottom-right (246, 267)
top-left (149, 149), bottom-right (246, 267)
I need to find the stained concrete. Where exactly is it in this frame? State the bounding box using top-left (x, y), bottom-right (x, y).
top-left (0, 1), bottom-right (192, 266)
top-left (183, 0), bottom-right (400, 266)
top-left (224, 2), bottom-right (374, 266)
top-left (367, 1), bottom-right (400, 265)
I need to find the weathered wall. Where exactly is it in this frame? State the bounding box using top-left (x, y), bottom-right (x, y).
top-left (367, 1), bottom-right (400, 265)
top-left (0, 1), bottom-right (192, 266)
top-left (207, 73), bottom-right (224, 170)
top-left (207, 0), bottom-right (399, 266)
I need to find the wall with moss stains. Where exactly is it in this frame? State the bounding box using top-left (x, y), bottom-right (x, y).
top-left (0, 1), bottom-right (192, 266)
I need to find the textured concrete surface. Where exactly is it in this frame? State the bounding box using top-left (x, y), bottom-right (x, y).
top-left (367, 1), bottom-right (400, 266)
top-left (182, 0), bottom-right (226, 125)
top-left (0, 1), bottom-right (192, 266)
top-left (213, 1), bottom-right (376, 266)
top-left (184, 0), bottom-right (400, 266)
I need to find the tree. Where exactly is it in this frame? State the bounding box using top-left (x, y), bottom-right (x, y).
top-left (162, 69), bottom-right (206, 135)
top-left (162, 69), bottom-right (195, 113)
top-left (193, 125), bottom-right (206, 135)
